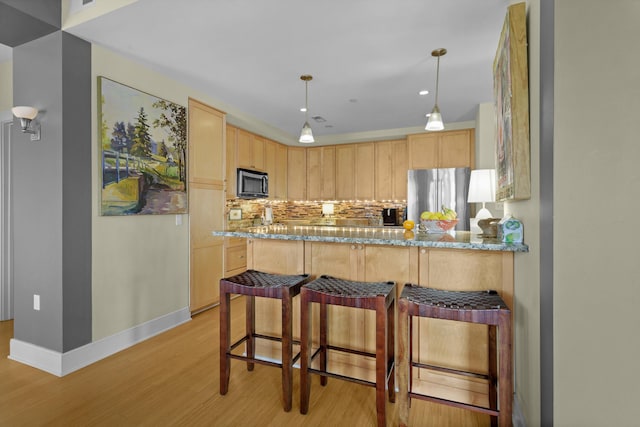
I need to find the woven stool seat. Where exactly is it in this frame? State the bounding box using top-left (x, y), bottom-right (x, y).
top-left (398, 284), bottom-right (513, 426)
top-left (300, 275), bottom-right (396, 427)
top-left (219, 269), bottom-right (311, 412)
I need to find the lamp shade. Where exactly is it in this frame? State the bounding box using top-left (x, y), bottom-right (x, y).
top-left (425, 106), bottom-right (444, 131)
top-left (299, 122), bottom-right (314, 143)
top-left (467, 169), bottom-right (496, 203)
top-left (12, 106), bottom-right (38, 120)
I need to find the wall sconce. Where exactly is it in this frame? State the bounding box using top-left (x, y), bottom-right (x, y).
top-left (12, 106), bottom-right (41, 141)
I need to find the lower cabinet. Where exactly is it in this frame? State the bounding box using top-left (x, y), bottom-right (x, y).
top-left (244, 238), bottom-right (514, 404)
top-left (224, 237), bottom-right (247, 277)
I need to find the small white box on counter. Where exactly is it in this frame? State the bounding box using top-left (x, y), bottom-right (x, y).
top-left (497, 215), bottom-right (524, 243)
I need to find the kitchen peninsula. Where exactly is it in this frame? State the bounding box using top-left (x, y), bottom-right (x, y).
top-left (212, 225), bottom-right (527, 409)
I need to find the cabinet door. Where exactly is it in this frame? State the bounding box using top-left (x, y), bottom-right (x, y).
top-left (305, 242), bottom-right (363, 354)
top-left (251, 134), bottom-right (265, 170)
top-left (375, 139), bottom-right (408, 201)
top-left (189, 101), bottom-right (225, 184)
top-left (335, 145), bottom-right (355, 200)
top-left (408, 133), bottom-right (439, 170)
top-left (355, 143), bottom-right (374, 200)
top-left (264, 139), bottom-right (277, 199)
top-left (391, 139), bottom-right (408, 200)
top-left (225, 125), bottom-right (237, 199)
top-left (306, 146), bottom-right (335, 200)
top-left (237, 129), bottom-right (265, 170)
top-left (275, 143), bottom-right (288, 199)
top-left (374, 141), bottom-right (393, 201)
top-left (287, 147), bottom-right (306, 200)
top-left (439, 129), bottom-right (475, 168)
top-left (189, 184), bottom-right (224, 311)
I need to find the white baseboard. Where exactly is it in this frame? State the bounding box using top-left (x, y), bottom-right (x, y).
top-left (8, 307), bottom-right (191, 377)
top-left (513, 393), bottom-right (527, 427)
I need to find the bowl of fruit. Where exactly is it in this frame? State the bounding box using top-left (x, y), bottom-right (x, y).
top-left (419, 206), bottom-right (459, 233)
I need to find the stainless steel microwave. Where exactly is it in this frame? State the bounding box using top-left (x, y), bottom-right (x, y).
top-left (237, 168), bottom-right (268, 199)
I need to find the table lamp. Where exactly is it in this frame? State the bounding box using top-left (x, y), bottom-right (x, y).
top-left (468, 169), bottom-right (496, 233)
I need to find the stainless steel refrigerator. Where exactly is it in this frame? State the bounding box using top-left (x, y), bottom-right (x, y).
top-left (407, 168), bottom-right (471, 231)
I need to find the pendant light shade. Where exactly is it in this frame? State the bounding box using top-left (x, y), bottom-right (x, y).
top-left (299, 75), bottom-right (314, 143)
top-left (425, 48), bottom-right (446, 131)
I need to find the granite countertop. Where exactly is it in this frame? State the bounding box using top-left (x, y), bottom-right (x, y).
top-left (213, 225), bottom-right (529, 252)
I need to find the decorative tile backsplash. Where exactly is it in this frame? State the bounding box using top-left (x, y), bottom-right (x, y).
top-left (225, 199), bottom-right (406, 230)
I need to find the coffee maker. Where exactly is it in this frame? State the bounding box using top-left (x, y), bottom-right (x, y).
top-left (381, 208), bottom-right (398, 226)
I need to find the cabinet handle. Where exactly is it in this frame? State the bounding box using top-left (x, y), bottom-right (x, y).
top-left (239, 255), bottom-right (244, 259)
top-left (351, 245), bottom-right (357, 250)
top-left (420, 248), bottom-right (426, 254)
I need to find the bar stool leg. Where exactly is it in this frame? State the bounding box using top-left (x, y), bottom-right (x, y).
top-left (397, 297), bottom-right (410, 427)
top-left (281, 289), bottom-right (293, 412)
top-left (300, 289), bottom-right (312, 414)
top-left (387, 296), bottom-right (395, 403)
top-left (319, 302), bottom-right (328, 386)
top-left (375, 295), bottom-right (387, 427)
top-left (220, 290), bottom-right (231, 395)
top-left (246, 295), bottom-right (255, 371)
top-left (498, 311), bottom-right (513, 427)
top-left (489, 325), bottom-right (498, 427)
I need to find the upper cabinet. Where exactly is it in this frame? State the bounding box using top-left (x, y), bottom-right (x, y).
top-left (237, 129), bottom-right (265, 171)
top-left (307, 146), bottom-right (336, 200)
top-left (335, 143), bottom-right (375, 200)
top-left (374, 139), bottom-right (407, 201)
top-left (189, 100), bottom-right (225, 185)
top-left (264, 139), bottom-right (288, 199)
top-left (407, 129), bottom-right (475, 170)
top-left (287, 147), bottom-right (307, 200)
top-left (225, 124), bottom-right (237, 199)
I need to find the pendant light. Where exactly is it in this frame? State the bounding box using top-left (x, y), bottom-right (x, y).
top-left (299, 74), bottom-right (314, 143)
top-left (425, 48), bottom-right (447, 131)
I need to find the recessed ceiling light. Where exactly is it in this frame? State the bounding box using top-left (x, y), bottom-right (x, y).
top-left (419, 90), bottom-right (429, 96)
top-left (300, 107), bottom-right (307, 112)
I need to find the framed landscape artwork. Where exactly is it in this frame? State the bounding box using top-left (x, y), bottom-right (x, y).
top-left (493, 2), bottom-right (530, 201)
top-left (98, 77), bottom-right (187, 215)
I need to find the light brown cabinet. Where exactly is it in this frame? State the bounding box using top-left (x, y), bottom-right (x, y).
top-left (306, 146), bottom-right (335, 200)
top-left (225, 124), bottom-right (237, 199)
top-left (224, 237), bottom-right (247, 277)
top-left (237, 129), bottom-right (265, 171)
top-left (407, 129), bottom-right (475, 170)
top-left (188, 99), bottom-right (225, 313)
top-left (287, 147), bottom-right (306, 200)
top-left (335, 143), bottom-right (375, 200)
top-left (375, 139), bottom-right (407, 201)
top-left (264, 139), bottom-right (288, 199)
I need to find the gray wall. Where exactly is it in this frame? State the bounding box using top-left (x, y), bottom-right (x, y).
top-left (12, 31), bottom-right (92, 353)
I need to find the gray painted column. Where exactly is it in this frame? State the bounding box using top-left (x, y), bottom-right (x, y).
top-left (11, 30), bottom-right (92, 353)
top-left (540, 0), bottom-right (554, 425)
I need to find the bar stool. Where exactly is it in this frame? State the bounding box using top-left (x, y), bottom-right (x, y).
top-left (299, 275), bottom-right (396, 427)
top-left (398, 284), bottom-right (512, 427)
top-left (219, 269), bottom-right (311, 412)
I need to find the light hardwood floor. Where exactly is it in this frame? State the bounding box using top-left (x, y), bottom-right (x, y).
top-left (0, 298), bottom-right (489, 426)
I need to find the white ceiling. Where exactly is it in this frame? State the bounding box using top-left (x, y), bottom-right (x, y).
top-left (5, 0), bottom-right (513, 144)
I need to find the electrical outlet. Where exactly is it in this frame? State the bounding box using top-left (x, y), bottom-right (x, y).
top-left (33, 294), bottom-right (40, 311)
top-left (175, 215), bottom-right (182, 226)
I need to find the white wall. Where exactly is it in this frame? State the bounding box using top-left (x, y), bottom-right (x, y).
top-left (91, 46), bottom-right (200, 340)
top-left (502, 1), bottom-right (541, 425)
top-left (554, 1), bottom-right (640, 425)
top-left (0, 60), bottom-right (12, 112)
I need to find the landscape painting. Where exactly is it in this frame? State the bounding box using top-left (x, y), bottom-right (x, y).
top-left (98, 77), bottom-right (187, 215)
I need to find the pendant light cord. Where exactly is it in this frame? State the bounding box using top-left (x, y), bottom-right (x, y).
top-left (305, 81), bottom-right (309, 122)
top-left (434, 55), bottom-right (440, 107)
